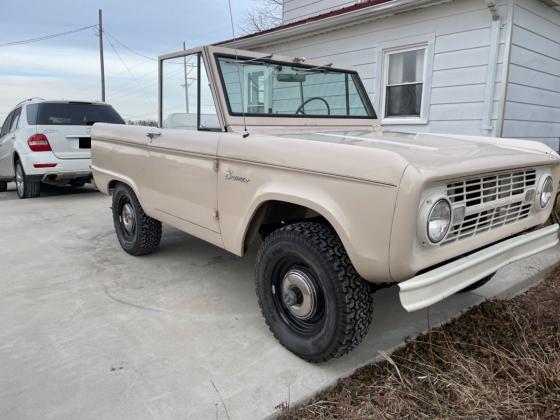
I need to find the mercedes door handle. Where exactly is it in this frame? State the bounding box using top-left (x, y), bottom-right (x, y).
top-left (146, 132), bottom-right (161, 140)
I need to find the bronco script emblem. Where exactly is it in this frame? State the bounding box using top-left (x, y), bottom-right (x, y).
top-left (225, 169), bottom-right (250, 183)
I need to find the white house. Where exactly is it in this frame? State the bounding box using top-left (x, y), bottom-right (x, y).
top-left (224, 0), bottom-right (560, 150)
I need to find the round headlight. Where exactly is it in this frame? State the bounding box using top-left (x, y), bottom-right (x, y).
top-left (539, 176), bottom-right (554, 209)
top-left (427, 199), bottom-right (452, 243)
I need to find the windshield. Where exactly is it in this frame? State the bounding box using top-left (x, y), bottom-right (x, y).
top-left (216, 55), bottom-right (376, 119)
top-left (27, 103), bottom-right (125, 126)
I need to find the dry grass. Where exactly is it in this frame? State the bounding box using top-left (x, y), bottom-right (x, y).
top-left (281, 267), bottom-right (560, 419)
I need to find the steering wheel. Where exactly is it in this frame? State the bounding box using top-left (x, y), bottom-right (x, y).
top-left (296, 97), bottom-right (331, 116)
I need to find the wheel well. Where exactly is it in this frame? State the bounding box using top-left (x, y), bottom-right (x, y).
top-left (13, 153), bottom-right (20, 167)
top-left (108, 179), bottom-right (122, 193)
top-left (244, 201), bottom-right (333, 251)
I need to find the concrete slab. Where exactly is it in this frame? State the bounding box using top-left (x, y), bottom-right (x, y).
top-left (0, 184), bottom-right (557, 420)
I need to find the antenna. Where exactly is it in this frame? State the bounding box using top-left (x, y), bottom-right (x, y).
top-left (226, 0), bottom-right (249, 138)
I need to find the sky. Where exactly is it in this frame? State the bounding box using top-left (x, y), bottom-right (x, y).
top-left (0, 0), bottom-right (255, 123)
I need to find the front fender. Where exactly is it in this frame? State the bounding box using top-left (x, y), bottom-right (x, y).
top-left (218, 161), bottom-right (399, 282)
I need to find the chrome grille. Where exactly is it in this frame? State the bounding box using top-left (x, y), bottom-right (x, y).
top-left (441, 168), bottom-right (538, 245)
top-left (442, 201), bottom-right (533, 244)
top-left (447, 169), bottom-right (537, 208)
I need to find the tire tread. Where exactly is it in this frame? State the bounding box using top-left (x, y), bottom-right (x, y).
top-left (256, 221), bottom-right (374, 363)
top-left (112, 184), bottom-right (162, 256)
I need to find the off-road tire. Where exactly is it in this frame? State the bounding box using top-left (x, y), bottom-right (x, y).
top-left (459, 273), bottom-right (495, 293)
top-left (15, 160), bottom-right (40, 199)
top-left (112, 183), bottom-right (162, 256)
top-left (0, 181), bottom-right (7, 192)
top-left (255, 222), bottom-right (374, 363)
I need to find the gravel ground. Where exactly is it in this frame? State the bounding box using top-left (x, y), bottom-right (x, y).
top-left (281, 266), bottom-right (560, 419)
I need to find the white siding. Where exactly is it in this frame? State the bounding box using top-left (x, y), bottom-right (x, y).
top-left (502, 0), bottom-right (560, 150)
top-left (260, 0), bottom-right (509, 136)
top-left (283, 0), bottom-right (356, 23)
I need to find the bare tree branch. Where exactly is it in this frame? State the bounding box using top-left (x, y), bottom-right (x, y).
top-left (241, 0), bottom-right (282, 34)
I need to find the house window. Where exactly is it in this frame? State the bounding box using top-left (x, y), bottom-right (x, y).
top-left (248, 71), bottom-right (265, 113)
top-left (384, 47), bottom-right (426, 118)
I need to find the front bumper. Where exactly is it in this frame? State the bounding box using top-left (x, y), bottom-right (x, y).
top-left (399, 224), bottom-right (559, 312)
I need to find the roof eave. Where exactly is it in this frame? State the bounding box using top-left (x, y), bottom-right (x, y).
top-left (223, 0), bottom-right (452, 49)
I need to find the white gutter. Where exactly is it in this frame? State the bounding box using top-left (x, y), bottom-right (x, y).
top-left (495, 0), bottom-right (515, 138)
top-left (224, 0), bottom-right (453, 49)
top-left (482, 0), bottom-right (503, 132)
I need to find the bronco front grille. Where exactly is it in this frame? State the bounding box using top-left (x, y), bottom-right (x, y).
top-left (446, 169), bottom-right (537, 207)
top-left (441, 168), bottom-right (537, 245)
top-left (442, 201), bottom-right (533, 244)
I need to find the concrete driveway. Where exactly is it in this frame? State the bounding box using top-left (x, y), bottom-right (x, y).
top-left (1, 183), bottom-right (558, 420)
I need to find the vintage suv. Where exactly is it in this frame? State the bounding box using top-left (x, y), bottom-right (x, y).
top-left (92, 45), bottom-right (560, 362)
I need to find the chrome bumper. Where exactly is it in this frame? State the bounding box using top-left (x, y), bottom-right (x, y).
top-left (399, 224), bottom-right (559, 312)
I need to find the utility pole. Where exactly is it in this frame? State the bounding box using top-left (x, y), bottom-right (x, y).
top-left (98, 9), bottom-right (106, 102)
top-left (183, 41), bottom-right (189, 113)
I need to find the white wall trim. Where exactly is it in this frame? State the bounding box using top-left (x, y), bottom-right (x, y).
top-left (496, 0), bottom-right (516, 137)
top-left (481, 10), bottom-right (503, 131)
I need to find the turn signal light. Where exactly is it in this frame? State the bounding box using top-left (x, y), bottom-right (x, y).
top-left (28, 134), bottom-right (51, 152)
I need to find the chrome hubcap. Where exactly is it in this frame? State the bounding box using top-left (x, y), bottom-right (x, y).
top-left (281, 269), bottom-right (317, 320)
top-left (121, 203), bottom-right (136, 234)
top-left (15, 165), bottom-right (24, 196)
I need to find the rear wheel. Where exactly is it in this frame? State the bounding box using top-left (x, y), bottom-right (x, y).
top-left (15, 160), bottom-right (40, 199)
top-left (255, 222), bottom-right (374, 363)
top-left (0, 181), bottom-right (7, 192)
top-left (112, 183), bottom-right (162, 256)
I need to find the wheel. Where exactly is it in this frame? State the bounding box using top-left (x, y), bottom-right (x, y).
top-left (70, 180), bottom-right (86, 188)
top-left (15, 160), bottom-right (40, 199)
top-left (255, 222), bottom-right (374, 363)
top-left (112, 183), bottom-right (162, 256)
top-left (0, 181), bottom-right (7, 192)
top-left (458, 273), bottom-right (495, 293)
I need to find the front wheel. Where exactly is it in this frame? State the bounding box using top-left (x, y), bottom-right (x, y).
top-left (112, 183), bottom-right (162, 256)
top-left (255, 222), bottom-right (374, 363)
top-left (0, 181), bottom-right (7, 192)
top-left (15, 160), bottom-right (40, 199)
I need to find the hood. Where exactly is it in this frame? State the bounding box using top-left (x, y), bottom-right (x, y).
top-left (271, 127), bottom-right (560, 182)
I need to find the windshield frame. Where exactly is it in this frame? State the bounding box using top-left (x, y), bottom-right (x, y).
top-left (213, 52), bottom-right (377, 120)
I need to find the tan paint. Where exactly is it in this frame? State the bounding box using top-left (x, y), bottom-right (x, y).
top-left (92, 45), bottom-right (560, 284)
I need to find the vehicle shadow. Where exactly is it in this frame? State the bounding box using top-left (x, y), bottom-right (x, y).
top-left (0, 182), bottom-right (98, 200)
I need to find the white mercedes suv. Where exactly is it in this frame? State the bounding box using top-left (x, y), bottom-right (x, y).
top-left (0, 99), bottom-right (125, 198)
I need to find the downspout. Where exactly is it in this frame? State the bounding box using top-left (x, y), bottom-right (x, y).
top-left (482, 0), bottom-right (502, 134)
top-left (496, 0), bottom-right (515, 138)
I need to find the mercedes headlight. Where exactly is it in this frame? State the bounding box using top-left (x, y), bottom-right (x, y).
top-left (427, 199), bottom-right (452, 243)
top-left (538, 176), bottom-right (554, 209)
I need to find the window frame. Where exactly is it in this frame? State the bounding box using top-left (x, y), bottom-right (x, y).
top-left (377, 37), bottom-right (434, 125)
top-left (9, 107), bottom-right (21, 132)
top-left (159, 51), bottom-right (223, 132)
top-left (0, 111), bottom-right (14, 138)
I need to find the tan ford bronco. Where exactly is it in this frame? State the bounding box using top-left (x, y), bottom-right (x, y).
top-left (92, 45), bottom-right (560, 362)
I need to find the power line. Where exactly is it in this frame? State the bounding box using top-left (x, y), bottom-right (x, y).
top-left (0, 24), bottom-right (97, 48)
top-left (105, 31), bottom-right (158, 61)
top-left (105, 35), bottom-right (157, 110)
